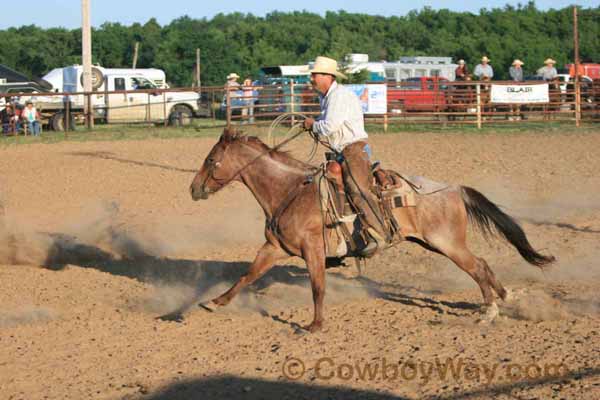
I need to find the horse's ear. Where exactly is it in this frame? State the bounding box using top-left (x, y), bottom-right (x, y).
top-left (221, 127), bottom-right (241, 142)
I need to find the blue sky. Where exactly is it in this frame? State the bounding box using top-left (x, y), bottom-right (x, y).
top-left (1, 0), bottom-right (596, 29)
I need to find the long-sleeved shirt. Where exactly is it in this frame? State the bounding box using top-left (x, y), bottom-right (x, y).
top-left (536, 66), bottom-right (557, 81)
top-left (312, 81), bottom-right (368, 153)
top-left (474, 64), bottom-right (494, 80)
top-left (509, 66), bottom-right (523, 81)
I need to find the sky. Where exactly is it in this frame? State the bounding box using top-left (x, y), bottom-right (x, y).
top-left (0, 0), bottom-right (596, 29)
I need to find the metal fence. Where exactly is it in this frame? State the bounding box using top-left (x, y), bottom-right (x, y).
top-left (1, 79), bottom-right (598, 136)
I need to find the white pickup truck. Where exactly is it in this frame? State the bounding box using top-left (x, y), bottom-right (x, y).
top-left (35, 65), bottom-right (210, 130)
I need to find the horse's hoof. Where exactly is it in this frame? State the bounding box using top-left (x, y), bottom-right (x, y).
top-left (304, 321), bottom-right (323, 333)
top-left (199, 301), bottom-right (217, 312)
top-left (478, 302), bottom-right (499, 324)
top-left (157, 311), bottom-right (185, 323)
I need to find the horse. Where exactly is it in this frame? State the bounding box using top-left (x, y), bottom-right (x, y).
top-left (186, 128), bottom-right (555, 332)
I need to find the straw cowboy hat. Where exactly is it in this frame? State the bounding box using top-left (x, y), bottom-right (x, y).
top-left (226, 73), bottom-right (240, 80)
top-left (544, 58), bottom-right (556, 65)
top-left (512, 59), bottom-right (524, 66)
top-left (458, 59), bottom-right (465, 65)
top-left (310, 56), bottom-right (347, 79)
top-left (481, 56), bottom-right (490, 62)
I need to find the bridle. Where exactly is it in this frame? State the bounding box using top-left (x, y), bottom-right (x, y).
top-left (198, 129), bottom-right (316, 195)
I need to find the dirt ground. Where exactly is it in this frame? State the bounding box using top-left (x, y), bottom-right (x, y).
top-left (1, 129), bottom-right (599, 400)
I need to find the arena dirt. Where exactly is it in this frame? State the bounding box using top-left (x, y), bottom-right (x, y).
top-left (0, 131), bottom-right (599, 399)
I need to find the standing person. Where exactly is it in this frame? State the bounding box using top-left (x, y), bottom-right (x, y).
top-left (537, 58), bottom-right (558, 81)
top-left (455, 59), bottom-right (469, 81)
top-left (303, 56), bottom-right (389, 257)
top-left (242, 77), bottom-right (255, 124)
top-left (474, 56), bottom-right (494, 81)
top-left (509, 59), bottom-right (524, 81)
top-left (22, 101), bottom-right (41, 136)
top-left (508, 60), bottom-right (525, 120)
top-left (225, 73), bottom-right (240, 89)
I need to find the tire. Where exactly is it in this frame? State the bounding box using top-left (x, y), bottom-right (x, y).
top-left (168, 105), bottom-right (193, 127)
top-left (50, 112), bottom-right (76, 132)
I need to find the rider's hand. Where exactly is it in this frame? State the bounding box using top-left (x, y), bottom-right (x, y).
top-left (304, 118), bottom-right (315, 131)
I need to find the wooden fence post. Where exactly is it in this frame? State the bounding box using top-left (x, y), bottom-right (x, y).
top-left (476, 83), bottom-right (482, 129)
top-left (290, 79), bottom-right (295, 126)
top-left (226, 86), bottom-right (232, 129)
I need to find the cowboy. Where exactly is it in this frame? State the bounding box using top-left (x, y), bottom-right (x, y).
top-left (225, 73), bottom-right (240, 89)
top-left (537, 58), bottom-right (558, 81)
top-left (474, 56), bottom-right (494, 81)
top-left (303, 56), bottom-right (388, 257)
top-left (509, 59), bottom-right (524, 82)
top-left (455, 59), bottom-right (469, 81)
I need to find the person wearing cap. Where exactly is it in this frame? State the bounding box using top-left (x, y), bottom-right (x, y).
top-left (303, 56), bottom-right (389, 257)
top-left (22, 101), bottom-right (41, 136)
top-left (537, 58), bottom-right (558, 81)
top-left (509, 59), bottom-right (524, 82)
top-left (474, 56), bottom-right (494, 81)
top-left (455, 59), bottom-right (469, 81)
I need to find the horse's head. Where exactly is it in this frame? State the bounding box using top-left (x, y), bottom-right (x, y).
top-left (190, 128), bottom-right (244, 201)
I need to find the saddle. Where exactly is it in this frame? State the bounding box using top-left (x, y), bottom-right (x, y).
top-left (319, 160), bottom-right (449, 258)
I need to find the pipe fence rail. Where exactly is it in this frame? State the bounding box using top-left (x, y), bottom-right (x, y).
top-left (1, 79), bottom-right (598, 137)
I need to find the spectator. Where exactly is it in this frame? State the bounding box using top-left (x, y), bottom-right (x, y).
top-left (225, 73), bottom-right (240, 90)
top-left (22, 101), bottom-right (41, 136)
top-left (508, 60), bottom-right (525, 120)
top-left (241, 77), bottom-right (256, 124)
top-left (537, 58), bottom-right (558, 81)
top-left (474, 56), bottom-right (494, 81)
top-left (455, 59), bottom-right (469, 81)
top-left (509, 59), bottom-right (524, 81)
top-left (1, 103), bottom-right (20, 135)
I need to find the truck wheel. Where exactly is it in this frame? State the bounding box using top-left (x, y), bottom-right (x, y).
top-left (169, 106), bottom-right (193, 127)
top-left (51, 112), bottom-right (76, 132)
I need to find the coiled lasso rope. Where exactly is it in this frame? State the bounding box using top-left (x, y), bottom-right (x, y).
top-left (267, 112), bottom-right (322, 164)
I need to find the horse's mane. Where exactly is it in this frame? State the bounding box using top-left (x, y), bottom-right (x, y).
top-left (227, 131), bottom-right (316, 172)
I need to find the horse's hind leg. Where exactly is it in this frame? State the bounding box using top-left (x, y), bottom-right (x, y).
top-left (427, 236), bottom-right (501, 321)
top-left (302, 243), bottom-right (326, 333)
top-left (209, 242), bottom-right (287, 307)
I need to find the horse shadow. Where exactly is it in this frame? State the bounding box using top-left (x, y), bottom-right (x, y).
top-left (41, 232), bottom-right (480, 323)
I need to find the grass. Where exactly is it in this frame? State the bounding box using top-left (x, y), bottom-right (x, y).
top-left (1, 118), bottom-right (598, 147)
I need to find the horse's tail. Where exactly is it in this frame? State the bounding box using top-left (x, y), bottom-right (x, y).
top-left (460, 186), bottom-right (555, 268)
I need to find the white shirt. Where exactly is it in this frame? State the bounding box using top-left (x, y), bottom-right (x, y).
top-left (474, 63), bottom-right (494, 79)
top-left (312, 81), bottom-right (368, 153)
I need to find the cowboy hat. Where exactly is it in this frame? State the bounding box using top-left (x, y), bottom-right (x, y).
top-left (458, 59), bottom-right (465, 65)
top-left (226, 73), bottom-right (240, 80)
top-left (512, 59), bottom-right (524, 66)
top-left (481, 56), bottom-right (490, 62)
top-left (544, 58), bottom-right (556, 65)
top-left (310, 56), bottom-right (347, 79)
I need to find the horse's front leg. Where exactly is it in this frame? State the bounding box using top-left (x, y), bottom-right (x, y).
top-left (302, 242), bottom-right (326, 333)
top-left (208, 242), bottom-right (287, 307)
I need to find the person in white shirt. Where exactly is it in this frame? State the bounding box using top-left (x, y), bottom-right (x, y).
top-left (304, 56), bottom-right (389, 257)
top-left (22, 101), bottom-right (41, 136)
top-left (474, 56), bottom-right (494, 81)
top-left (537, 58), bottom-right (558, 81)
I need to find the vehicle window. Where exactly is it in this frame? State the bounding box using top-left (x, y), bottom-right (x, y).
top-left (114, 78), bottom-right (126, 91)
top-left (402, 78), bottom-right (421, 90)
top-left (414, 69), bottom-right (426, 77)
top-left (7, 87), bottom-right (37, 93)
top-left (130, 77), bottom-right (156, 90)
top-left (430, 69), bottom-right (441, 77)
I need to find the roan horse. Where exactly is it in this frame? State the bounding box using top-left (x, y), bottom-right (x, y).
top-left (187, 128), bottom-right (554, 332)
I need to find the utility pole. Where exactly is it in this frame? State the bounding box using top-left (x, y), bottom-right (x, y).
top-left (573, 6), bottom-right (581, 128)
top-left (132, 42), bottom-right (139, 69)
top-left (81, 0), bottom-right (93, 128)
top-left (196, 48), bottom-right (201, 87)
